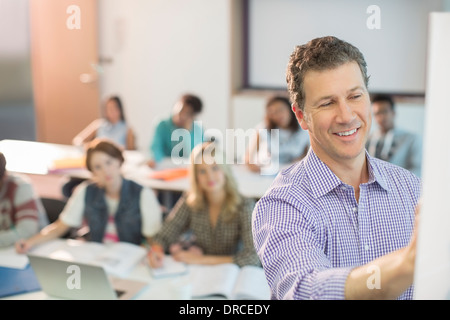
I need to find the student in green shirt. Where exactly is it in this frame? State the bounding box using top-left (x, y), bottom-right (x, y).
top-left (147, 93), bottom-right (205, 168)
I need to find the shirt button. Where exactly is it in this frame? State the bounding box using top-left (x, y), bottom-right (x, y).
top-left (353, 207), bottom-right (358, 213)
top-left (364, 245), bottom-right (369, 251)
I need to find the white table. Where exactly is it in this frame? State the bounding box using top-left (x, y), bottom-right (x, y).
top-left (0, 139), bottom-right (276, 199)
top-left (1, 261), bottom-right (195, 300)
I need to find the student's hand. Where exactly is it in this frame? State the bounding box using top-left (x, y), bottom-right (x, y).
top-left (246, 163), bottom-right (261, 173)
top-left (147, 244), bottom-right (165, 268)
top-left (169, 243), bottom-right (183, 255)
top-left (15, 239), bottom-right (30, 254)
top-left (172, 246), bottom-right (204, 264)
top-left (147, 159), bottom-right (156, 169)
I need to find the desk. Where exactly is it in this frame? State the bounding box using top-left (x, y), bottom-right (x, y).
top-left (1, 238), bottom-right (270, 300)
top-left (1, 261), bottom-right (196, 300)
top-left (0, 139), bottom-right (276, 200)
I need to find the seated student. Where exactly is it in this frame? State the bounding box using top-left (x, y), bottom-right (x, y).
top-left (0, 152), bottom-right (48, 247)
top-left (147, 93), bottom-right (205, 169)
top-left (366, 94), bottom-right (422, 177)
top-left (244, 95), bottom-right (310, 174)
top-left (64, 95), bottom-right (137, 198)
top-left (16, 139), bottom-right (162, 253)
top-left (73, 95), bottom-right (136, 150)
top-left (148, 141), bottom-right (260, 268)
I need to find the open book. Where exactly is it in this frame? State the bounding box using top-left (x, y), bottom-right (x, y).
top-left (48, 156), bottom-right (86, 174)
top-left (188, 263), bottom-right (270, 300)
top-left (29, 239), bottom-right (146, 278)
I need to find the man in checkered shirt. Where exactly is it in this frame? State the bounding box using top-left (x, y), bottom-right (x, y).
top-left (252, 36), bottom-right (421, 300)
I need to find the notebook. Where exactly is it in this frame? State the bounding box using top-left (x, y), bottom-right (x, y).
top-left (148, 167), bottom-right (188, 181)
top-left (27, 253), bottom-right (148, 300)
top-left (0, 264), bottom-right (41, 298)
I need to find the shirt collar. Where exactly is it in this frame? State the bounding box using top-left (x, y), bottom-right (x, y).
top-left (304, 148), bottom-right (389, 199)
top-left (365, 150), bottom-right (389, 191)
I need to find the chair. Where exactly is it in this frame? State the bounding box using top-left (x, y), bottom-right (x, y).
top-left (39, 197), bottom-right (91, 240)
top-left (40, 197), bottom-right (67, 224)
top-left (39, 197), bottom-right (75, 239)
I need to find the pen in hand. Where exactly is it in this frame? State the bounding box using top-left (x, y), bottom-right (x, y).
top-left (147, 244), bottom-right (164, 268)
top-left (15, 239), bottom-right (28, 254)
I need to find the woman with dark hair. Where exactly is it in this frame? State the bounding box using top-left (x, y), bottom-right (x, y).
top-left (244, 95), bottom-right (310, 173)
top-left (16, 139), bottom-right (162, 253)
top-left (65, 95), bottom-right (137, 197)
top-left (73, 95), bottom-right (136, 150)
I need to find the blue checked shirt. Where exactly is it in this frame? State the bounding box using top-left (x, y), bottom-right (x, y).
top-left (252, 148), bottom-right (421, 300)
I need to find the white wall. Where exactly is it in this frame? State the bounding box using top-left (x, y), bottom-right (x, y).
top-left (97, 0), bottom-right (432, 160)
top-left (98, 0), bottom-right (231, 156)
top-left (247, 0), bottom-right (443, 94)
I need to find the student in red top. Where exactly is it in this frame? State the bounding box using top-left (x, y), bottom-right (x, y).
top-left (0, 152), bottom-right (47, 247)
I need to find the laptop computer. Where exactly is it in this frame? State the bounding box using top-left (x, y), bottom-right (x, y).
top-left (27, 253), bottom-right (148, 300)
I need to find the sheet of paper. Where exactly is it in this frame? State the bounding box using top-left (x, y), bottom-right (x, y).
top-left (149, 255), bottom-right (188, 278)
top-left (0, 247), bottom-right (29, 269)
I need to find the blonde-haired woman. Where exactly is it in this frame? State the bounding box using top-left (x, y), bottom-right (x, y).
top-left (148, 141), bottom-right (260, 268)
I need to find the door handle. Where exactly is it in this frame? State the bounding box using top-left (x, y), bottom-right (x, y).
top-left (79, 73), bottom-right (97, 84)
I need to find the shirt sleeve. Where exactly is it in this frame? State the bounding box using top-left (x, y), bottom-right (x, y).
top-left (232, 197), bottom-right (261, 267)
top-left (0, 220), bottom-right (38, 247)
top-left (13, 179), bottom-right (40, 225)
top-left (140, 187), bottom-right (163, 237)
top-left (0, 178), bottom-right (40, 247)
top-left (59, 183), bottom-right (87, 227)
top-left (252, 193), bottom-right (353, 300)
top-left (150, 120), bottom-right (167, 163)
top-left (408, 134), bottom-right (423, 178)
top-left (152, 195), bottom-right (191, 251)
top-left (193, 121), bottom-right (205, 145)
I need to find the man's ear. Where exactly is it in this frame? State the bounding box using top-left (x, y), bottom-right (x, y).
top-left (292, 103), bottom-right (308, 131)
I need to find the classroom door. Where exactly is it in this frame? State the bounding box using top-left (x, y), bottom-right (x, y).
top-left (29, 0), bottom-right (101, 144)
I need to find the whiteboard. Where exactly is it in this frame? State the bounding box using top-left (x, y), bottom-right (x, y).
top-left (248, 0), bottom-right (444, 94)
top-left (414, 12), bottom-right (450, 300)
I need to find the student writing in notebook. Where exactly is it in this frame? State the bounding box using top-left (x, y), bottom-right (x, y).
top-left (15, 139), bottom-right (162, 253)
top-left (252, 36), bottom-right (421, 300)
top-left (147, 142), bottom-right (260, 268)
top-left (0, 152), bottom-right (48, 247)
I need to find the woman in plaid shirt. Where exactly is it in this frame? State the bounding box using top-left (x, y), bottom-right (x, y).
top-left (148, 142), bottom-right (260, 268)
